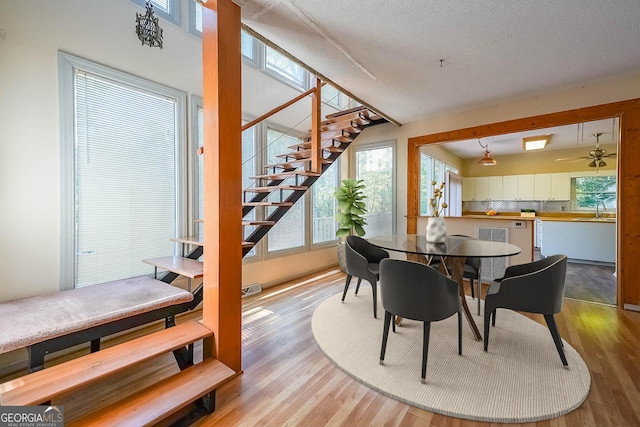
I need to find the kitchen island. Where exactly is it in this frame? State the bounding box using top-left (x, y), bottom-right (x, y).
top-left (540, 218), bottom-right (616, 263)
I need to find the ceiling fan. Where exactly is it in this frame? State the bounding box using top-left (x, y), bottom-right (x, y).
top-left (556, 132), bottom-right (616, 169)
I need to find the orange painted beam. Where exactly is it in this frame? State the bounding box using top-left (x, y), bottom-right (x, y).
top-left (407, 98), bottom-right (640, 309)
top-left (310, 77), bottom-right (322, 174)
top-left (201, 0), bottom-right (242, 372)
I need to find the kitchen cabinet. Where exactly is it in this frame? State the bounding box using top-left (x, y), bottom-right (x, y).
top-left (463, 176), bottom-right (503, 201)
top-left (475, 177), bottom-right (489, 200)
top-left (503, 174), bottom-right (534, 200)
top-left (534, 173), bottom-right (570, 200)
top-left (462, 177), bottom-right (475, 201)
top-left (488, 176), bottom-right (503, 200)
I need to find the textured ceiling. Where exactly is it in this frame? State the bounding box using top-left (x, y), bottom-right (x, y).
top-left (238, 0), bottom-right (640, 125)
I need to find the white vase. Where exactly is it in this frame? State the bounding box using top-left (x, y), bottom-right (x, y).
top-left (426, 216), bottom-right (447, 243)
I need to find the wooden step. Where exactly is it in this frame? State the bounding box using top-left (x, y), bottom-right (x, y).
top-left (321, 114), bottom-right (369, 127)
top-left (243, 185), bottom-right (308, 193)
top-left (325, 106), bottom-right (376, 120)
top-left (249, 171), bottom-right (321, 181)
top-left (242, 201), bottom-right (294, 207)
top-left (320, 123), bottom-right (363, 134)
top-left (68, 357), bottom-right (236, 427)
top-left (171, 236), bottom-right (253, 249)
top-left (171, 235), bottom-right (205, 246)
top-left (292, 137), bottom-right (352, 150)
top-left (0, 321), bottom-right (213, 406)
top-left (142, 256), bottom-right (204, 279)
top-left (277, 145), bottom-right (343, 159)
top-left (242, 220), bottom-right (276, 226)
top-left (263, 158), bottom-right (332, 170)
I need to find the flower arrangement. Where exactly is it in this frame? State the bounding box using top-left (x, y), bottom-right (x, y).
top-left (429, 181), bottom-right (448, 217)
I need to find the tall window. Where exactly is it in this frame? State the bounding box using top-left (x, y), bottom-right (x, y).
top-left (312, 162), bottom-right (339, 244)
top-left (420, 153), bottom-right (458, 215)
top-left (266, 128), bottom-right (305, 252)
top-left (573, 175), bottom-right (617, 210)
top-left (355, 143), bottom-right (395, 237)
top-left (60, 53), bottom-right (186, 288)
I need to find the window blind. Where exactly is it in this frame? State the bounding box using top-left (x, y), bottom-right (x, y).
top-left (74, 71), bottom-right (177, 287)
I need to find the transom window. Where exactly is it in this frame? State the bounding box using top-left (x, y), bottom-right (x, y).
top-left (130, 0), bottom-right (181, 26)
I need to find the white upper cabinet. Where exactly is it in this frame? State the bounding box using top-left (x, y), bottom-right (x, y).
top-left (551, 172), bottom-right (571, 200)
top-left (534, 174), bottom-right (553, 200)
top-left (462, 177), bottom-right (476, 201)
top-left (475, 177), bottom-right (489, 200)
top-left (534, 172), bottom-right (571, 200)
top-left (502, 174), bottom-right (534, 200)
top-left (488, 176), bottom-right (503, 200)
top-left (463, 176), bottom-right (503, 201)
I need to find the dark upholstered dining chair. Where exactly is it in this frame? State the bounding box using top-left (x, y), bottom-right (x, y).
top-left (378, 258), bottom-right (462, 383)
top-left (427, 235), bottom-right (481, 299)
top-left (483, 254), bottom-right (569, 367)
top-left (342, 236), bottom-right (389, 318)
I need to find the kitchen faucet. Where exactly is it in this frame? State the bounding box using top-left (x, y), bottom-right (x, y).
top-left (595, 202), bottom-right (606, 218)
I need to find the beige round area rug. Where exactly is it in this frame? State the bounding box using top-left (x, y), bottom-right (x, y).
top-left (311, 287), bottom-right (591, 423)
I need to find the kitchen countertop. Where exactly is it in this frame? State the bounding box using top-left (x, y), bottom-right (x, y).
top-left (459, 215), bottom-right (616, 223)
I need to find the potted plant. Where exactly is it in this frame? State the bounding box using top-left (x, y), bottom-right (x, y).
top-left (334, 178), bottom-right (368, 271)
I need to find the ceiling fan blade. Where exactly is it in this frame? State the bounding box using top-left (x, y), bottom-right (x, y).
top-left (555, 156), bottom-right (589, 162)
top-left (603, 153), bottom-right (617, 157)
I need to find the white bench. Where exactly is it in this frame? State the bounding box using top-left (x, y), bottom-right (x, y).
top-left (0, 276), bottom-right (194, 372)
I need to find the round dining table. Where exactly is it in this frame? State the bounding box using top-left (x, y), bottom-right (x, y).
top-left (367, 234), bottom-right (521, 341)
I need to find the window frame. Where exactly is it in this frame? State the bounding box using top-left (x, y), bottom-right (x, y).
top-left (130, 0), bottom-right (181, 27)
top-left (419, 152), bottom-right (458, 215)
top-left (59, 51), bottom-right (187, 290)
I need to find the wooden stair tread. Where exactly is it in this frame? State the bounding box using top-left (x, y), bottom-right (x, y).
top-left (0, 322), bottom-right (213, 406)
top-left (242, 201), bottom-right (294, 207)
top-left (320, 114), bottom-right (369, 128)
top-left (292, 138), bottom-right (351, 150)
top-left (242, 220), bottom-right (276, 226)
top-left (68, 357), bottom-right (236, 427)
top-left (263, 158), bottom-right (331, 170)
top-left (249, 171), bottom-right (321, 180)
top-left (142, 256), bottom-right (203, 279)
top-left (242, 241), bottom-right (255, 248)
top-left (171, 235), bottom-right (205, 246)
top-left (324, 106), bottom-right (376, 120)
top-left (243, 185), bottom-right (308, 193)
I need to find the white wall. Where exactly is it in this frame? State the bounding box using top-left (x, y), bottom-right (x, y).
top-left (0, 0), bottom-right (340, 301)
top-left (351, 71), bottom-right (640, 235)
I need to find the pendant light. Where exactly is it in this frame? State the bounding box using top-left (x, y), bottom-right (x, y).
top-left (477, 139), bottom-right (497, 166)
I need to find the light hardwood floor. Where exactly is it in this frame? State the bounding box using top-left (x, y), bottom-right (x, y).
top-left (192, 267), bottom-right (640, 427)
top-left (9, 267), bottom-right (639, 426)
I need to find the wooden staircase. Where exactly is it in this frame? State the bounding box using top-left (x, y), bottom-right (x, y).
top-left (0, 321), bottom-right (236, 425)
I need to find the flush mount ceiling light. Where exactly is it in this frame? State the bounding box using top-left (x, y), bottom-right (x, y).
top-left (523, 134), bottom-right (551, 151)
top-left (477, 139), bottom-right (497, 166)
top-left (135, 1), bottom-right (164, 49)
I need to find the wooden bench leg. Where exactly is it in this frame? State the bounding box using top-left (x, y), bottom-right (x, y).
top-left (27, 345), bottom-right (46, 372)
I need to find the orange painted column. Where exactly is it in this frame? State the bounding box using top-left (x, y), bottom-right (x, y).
top-left (201, 0), bottom-right (242, 372)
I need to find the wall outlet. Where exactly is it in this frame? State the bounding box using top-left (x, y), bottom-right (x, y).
top-left (511, 220), bottom-right (526, 228)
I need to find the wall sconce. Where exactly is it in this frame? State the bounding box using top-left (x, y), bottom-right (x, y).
top-left (135, 1), bottom-right (164, 49)
top-left (477, 139), bottom-right (497, 166)
top-left (523, 134), bottom-right (550, 151)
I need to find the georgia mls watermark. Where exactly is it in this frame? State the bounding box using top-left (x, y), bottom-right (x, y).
top-left (0, 406), bottom-right (64, 427)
